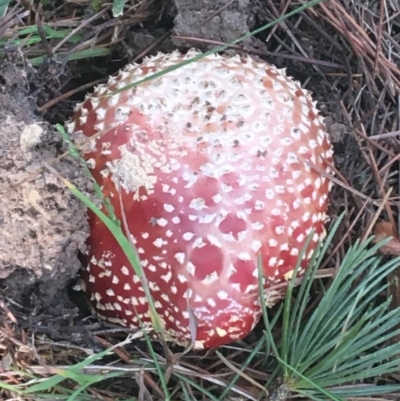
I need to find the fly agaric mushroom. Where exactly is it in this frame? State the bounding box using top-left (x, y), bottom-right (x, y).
top-left (67, 49), bottom-right (333, 350)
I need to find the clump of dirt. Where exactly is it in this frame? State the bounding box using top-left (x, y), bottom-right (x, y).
top-left (172, 0), bottom-right (258, 48)
top-left (0, 61), bottom-right (90, 313)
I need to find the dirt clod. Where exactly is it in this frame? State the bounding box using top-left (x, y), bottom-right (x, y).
top-left (0, 61), bottom-right (90, 310)
top-left (172, 0), bottom-right (256, 49)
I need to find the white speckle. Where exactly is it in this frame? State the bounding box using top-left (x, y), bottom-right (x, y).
top-left (183, 171), bottom-right (198, 188)
top-left (293, 199), bottom-right (301, 209)
top-left (164, 204), bottom-right (175, 212)
top-left (212, 194), bottom-right (222, 203)
top-left (222, 232), bottom-right (236, 241)
top-left (269, 239), bottom-right (278, 247)
top-left (275, 226), bottom-right (285, 235)
top-left (251, 240), bottom-right (262, 253)
top-left (189, 198), bottom-right (207, 210)
top-left (234, 196), bottom-right (246, 205)
top-left (193, 237), bottom-right (206, 248)
top-left (224, 264), bottom-right (236, 278)
top-left (148, 264), bottom-right (157, 272)
top-left (207, 298), bottom-right (216, 307)
top-left (149, 281), bottom-right (160, 292)
top-left (265, 189), bottom-right (274, 199)
top-left (153, 238), bottom-right (167, 248)
top-left (157, 218), bottom-right (168, 227)
top-left (124, 283), bottom-right (131, 291)
top-left (252, 222), bottom-right (264, 230)
top-left (238, 230), bottom-right (247, 241)
top-left (202, 271), bottom-right (219, 284)
top-left (172, 216), bottom-right (181, 224)
top-left (121, 265), bottom-right (130, 275)
top-left (244, 284), bottom-right (258, 294)
top-left (162, 184), bottom-right (171, 193)
top-left (217, 290), bottom-right (229, 300)
top-left (183, 232), bottom-right (195, 241)
top-left (106, 289), bottom-right (115, 297)
top-left (161, 270), bottom-right (172, 282)
top-left (238, 252), bottom-right (251, 261)
top-left (221, 183), bottom-right (233, 192)
top-left (199, 213), bottom-right (216, 224)
top-left (86, 158), bottom-right (96, 169)
top-left (175, 252), bottom-right (185, 264)
top-left (187, 262), bottom-right (196, 276)
top-left (280, 243), bottom-right (289, 251)
top-left (292, 170), bottom-right (301, 179)
top-left (177, 273), bottom-right (187, 283)
top-left (112, 275), bottom-right (119, 284)
top-left (297, 233), bottom-right (305, 243)
top-left (268, 257), bottom-right (277, 267)
top-left (114, 302), bottom-right (122, 311)
top-left (207, 235), bottom-right (222, 247)
top-left (307, 249), bottom-right (315, 259)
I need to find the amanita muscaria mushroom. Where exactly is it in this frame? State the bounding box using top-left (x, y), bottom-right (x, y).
top-left (67, 49), bottom-right (333, 349)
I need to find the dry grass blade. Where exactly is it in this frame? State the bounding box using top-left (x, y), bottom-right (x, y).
top-left (317, 0), bottom-right (400, 95)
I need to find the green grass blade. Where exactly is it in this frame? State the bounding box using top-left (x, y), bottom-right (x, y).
top-left (112, 0), bottom-right (126, 17)
top-left (0, 0), bottom-right (9, 18)
top-left (28, 48), bottom-right (111, 66)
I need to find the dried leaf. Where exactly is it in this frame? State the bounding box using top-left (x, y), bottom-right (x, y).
top-left (373, 221), bottom-right (400, 255)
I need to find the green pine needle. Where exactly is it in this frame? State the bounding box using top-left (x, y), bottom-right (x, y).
top-left (261, 214), bottom-right (400, 400)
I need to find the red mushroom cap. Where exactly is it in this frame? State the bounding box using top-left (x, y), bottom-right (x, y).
top-left (67, 49), bottom-right (333, 349)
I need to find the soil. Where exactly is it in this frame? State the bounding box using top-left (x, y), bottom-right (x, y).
top-left (172, 0), bottom-right (258, 47)
top-left (0, 61), bottom-right (91, 338)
